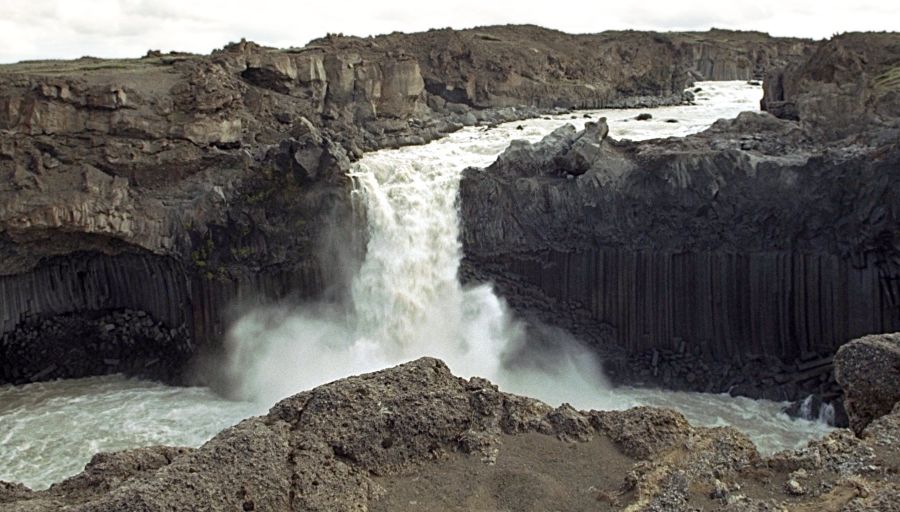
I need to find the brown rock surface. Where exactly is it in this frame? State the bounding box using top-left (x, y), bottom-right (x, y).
top-left (762, 32), bottom-right (900, 141)
top-left (835, 333), bottom-right (900, 435)
top-left (2, 357), bottom-right (898, 511)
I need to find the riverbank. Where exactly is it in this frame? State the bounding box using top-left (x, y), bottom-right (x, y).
top-left (3, 335), bottom-right (898, 511)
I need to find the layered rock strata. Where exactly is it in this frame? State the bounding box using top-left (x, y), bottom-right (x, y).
top-left (762, 32), bottom-right (900, 140)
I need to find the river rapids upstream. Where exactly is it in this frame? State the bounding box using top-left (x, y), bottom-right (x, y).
top-left (0, 82), bottom-right (833, 490)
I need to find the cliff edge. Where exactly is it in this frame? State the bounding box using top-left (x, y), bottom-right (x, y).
top-left (0, 26), bottom-right (812, 385)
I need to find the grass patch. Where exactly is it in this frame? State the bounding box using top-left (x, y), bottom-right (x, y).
top-left (0, 56), bottom-right (192, 76)
top-left (873, 65), bottom-right (900, 92)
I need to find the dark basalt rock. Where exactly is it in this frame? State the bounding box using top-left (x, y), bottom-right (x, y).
top-left (0, 308), bottom-right (191, 384)
top-left (835, 333), bottom-right (900, 435)
top-left (459, 33), bottom-right (900, 399)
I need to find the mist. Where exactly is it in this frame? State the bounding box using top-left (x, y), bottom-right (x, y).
top-left (221, 282), bottom-right (611, 410)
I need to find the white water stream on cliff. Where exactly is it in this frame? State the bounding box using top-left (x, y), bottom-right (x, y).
top-left (0, 82), bottom-right (833, 490)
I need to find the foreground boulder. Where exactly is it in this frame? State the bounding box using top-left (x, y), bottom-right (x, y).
top-left (835, 333), bottom-right (900, 435)
top-left (3, 357), bottom-right (900, 511)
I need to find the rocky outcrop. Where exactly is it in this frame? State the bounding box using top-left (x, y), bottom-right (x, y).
top-left (762, 33), bottom-right (900, 140)
top-left (460, 70), bottom-right (900, 400)
top-left (3, 357), bottom-right (899, 511)
top-left (835, 333), bottom-right (900, 435)
top-left (1, 308), bottom-right (191, 384)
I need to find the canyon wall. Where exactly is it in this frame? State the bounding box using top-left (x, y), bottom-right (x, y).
top-left (762, 32), bottom-right (900, 140)
top-left (0, 26), bottom-right (814, 384)
top-left (673, 29), bottom-right (812, 81)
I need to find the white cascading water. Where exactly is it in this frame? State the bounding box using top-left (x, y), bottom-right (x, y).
top-left (222, 80), bottom-right (766, 407)
top-left (223, 101), bottom-right (616, 407)
top-left (0, 83), bottom-right (834, 491)
top-left (798, 394), bottom-right (837, 425)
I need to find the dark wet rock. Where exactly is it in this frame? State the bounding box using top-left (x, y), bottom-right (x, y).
top-left (835, 333), bottom-right (900, 435)
top-left (635, 112), bottom-right (653, 120)
top-left (0, 308), bottom-right (192, 384)
top-left (460, 51), bottom-right (900, 398)
top-left (783, 394), bottom-right (849, 428)
top-left (459, 32), bottom-right (900, 399)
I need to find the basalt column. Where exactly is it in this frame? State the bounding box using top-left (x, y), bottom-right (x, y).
top-left (459, 115), bottom-right (900, 400)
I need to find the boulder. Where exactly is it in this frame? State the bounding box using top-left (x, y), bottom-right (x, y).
top-left (553, 119), bottom-right (610, 176)
top-left (834, 333), bottom-right (900, 435)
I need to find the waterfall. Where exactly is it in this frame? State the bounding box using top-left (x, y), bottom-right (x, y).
top-left (222, 115), bottom-right (611, 407)
top-left (221, 81), bottom-right (770, 408)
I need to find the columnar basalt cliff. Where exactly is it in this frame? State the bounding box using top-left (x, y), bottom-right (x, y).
top-left (3, 354), bottom-right (899, 511)
top-left (0, 26), bottom-right (811, 385)
top-left (460, 33), bottom-right (900, 402)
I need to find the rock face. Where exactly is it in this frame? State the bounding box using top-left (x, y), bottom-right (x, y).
top-left (835, 333), bottom-right (900, 435)
top-left (674, 29), bottom-right (813, 81)
top-left (762, 33), bottom-right (900, 141)
top-left (460, 34), bottom-right (900, 400)
top-left (0, 26), bottom-right (814, 385)
top-left (3, 357), bottom-right (899, 511)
